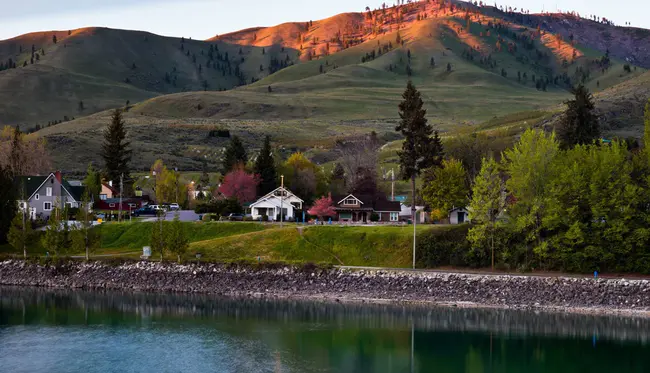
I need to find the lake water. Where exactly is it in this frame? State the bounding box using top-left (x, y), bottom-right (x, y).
top-left (1, 287), bottom-right (649, 373)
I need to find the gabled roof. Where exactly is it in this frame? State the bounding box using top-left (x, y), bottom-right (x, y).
top-left (14, 175), bottom-right (47, 199)
top-left (102, 182), bottom-right (119, 194)
top-left (332, 193), bottom-right (401, 212)
top-left (337, 194), bottom-right (364, 205)
top-left (14, 173), bottom-right (85, 202)
top-left (255, 186), bottom-right (304, 203)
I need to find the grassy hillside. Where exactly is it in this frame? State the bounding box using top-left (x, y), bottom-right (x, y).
top-left (0, 28), bottom-right (298, 126)
top-left (4, 2), bottom-right (646, 172)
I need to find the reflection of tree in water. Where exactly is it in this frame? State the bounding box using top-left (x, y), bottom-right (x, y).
top-left (1, 287), bottom-right (649, 373)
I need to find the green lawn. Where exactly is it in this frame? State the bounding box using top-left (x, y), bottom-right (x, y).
top-left (99, 221), bottom-right (270, 252)
top-left (190, 225), bottom-right (440, 267)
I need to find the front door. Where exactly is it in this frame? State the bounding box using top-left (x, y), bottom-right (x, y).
top-left (457, 211), bottom-right (466, 223)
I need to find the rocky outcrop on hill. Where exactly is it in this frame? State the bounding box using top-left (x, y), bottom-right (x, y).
top-left (0, 260), bottom-right (648, 315)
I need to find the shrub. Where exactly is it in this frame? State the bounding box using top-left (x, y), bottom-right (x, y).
top-left (370, 213), bottom-right (379, 222)
top-left (261, 214), bottom-right (269, 222)
top-left (195, 198), bottom-right (242, 215)
top-left (416, 225), bottom-right (475, 268)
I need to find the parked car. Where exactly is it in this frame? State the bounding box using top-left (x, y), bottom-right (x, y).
top-left (149, 205), bottom-right (167, 212)
top-left (169, 203), bottom-right (180, 211)
top-left (228, 213), bottom-right (245, 221)
top-left (133, 206), bottom-right (158, 216)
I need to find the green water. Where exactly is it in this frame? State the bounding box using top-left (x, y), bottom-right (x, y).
top-left (0, 287), bottom-right (648, 373)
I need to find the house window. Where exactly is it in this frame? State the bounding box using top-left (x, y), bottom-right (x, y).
top-left (46, 187), bottom-right (52, 197)
top-left (339, 213), bottom-right (352, 220)
top-left (35, 194), bottom-right (39, 200)
top-left (100, 194), bottom-right (107, 200)
top-left (129, 204), bottom-right (137, 208)
top-left (343, 198), bottom-right (357, 206)
top-left (109, 203), bottom-right (116, 208)
top-left (274, 190), bottom-right (287, 197)
top-left (390, 212), bottom-right (399, 222)
top-left (43, 202), bottom-right (52, 211)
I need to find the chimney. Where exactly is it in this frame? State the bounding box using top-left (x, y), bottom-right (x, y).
top-left (109, 180), bottom-right (113, 187)
top-left (55, 171), bottom-right (62, 183)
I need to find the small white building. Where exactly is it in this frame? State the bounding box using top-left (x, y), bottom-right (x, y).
top-left (249, 187), bottom-right (303, 221)
top-left (449, 207), bottom-right (469, 224)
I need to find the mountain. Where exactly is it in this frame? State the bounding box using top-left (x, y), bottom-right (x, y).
top-left (1, 0), bottom-right (649, 172)
top-left (0, 28), bottom-right (299, 127)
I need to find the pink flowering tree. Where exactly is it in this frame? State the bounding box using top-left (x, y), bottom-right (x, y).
top-left (218, 167), bottom-right (260, 204)
top-left (308, 193), bottom-right (336, 220)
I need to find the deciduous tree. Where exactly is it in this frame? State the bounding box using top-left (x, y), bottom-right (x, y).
top-left (467, 156), bottom-right (506, 270)
top-left (218, 167), bottom-right (260, 204)
top-left (167, 213), bottom-right (189, 263)
top-left (308, 194), bottom-right (336, 219)
top-left (422, 158), bottom-right (468, 221)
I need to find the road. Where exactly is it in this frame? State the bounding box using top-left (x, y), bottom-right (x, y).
top-left (141, 210), bottom-right (200, 222)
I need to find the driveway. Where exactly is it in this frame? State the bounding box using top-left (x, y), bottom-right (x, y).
top-left (141, 210), bottom-right (200, 222)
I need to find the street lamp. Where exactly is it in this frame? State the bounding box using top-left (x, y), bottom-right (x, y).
top-left (280, 175), bottom-right (284, 228)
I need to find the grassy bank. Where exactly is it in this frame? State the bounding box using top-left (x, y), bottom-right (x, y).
top-left (190, 225), bottom-right (439, 267)
top-left (100, 222), bottom-right (270, 252)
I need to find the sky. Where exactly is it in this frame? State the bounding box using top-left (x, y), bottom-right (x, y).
top-left (1, 0), bottom-right (648, 41)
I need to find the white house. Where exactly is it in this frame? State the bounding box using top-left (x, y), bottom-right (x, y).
top-left (249, 187), bottom-right (303, 221)
top-left (449, 207), bottom-right (469, 224)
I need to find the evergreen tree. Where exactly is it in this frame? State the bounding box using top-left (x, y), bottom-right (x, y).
top-left (396, 81), bottom-right (444, 237)
top-left (644, 99), bottom-right (650, 166)
top-left (254, 135), bottom-right (277, 196)
top-left (9, 125), bottom-right (21, 176)
top-left (71, 192), bottom-right (100, 260)
top-left (558, 84), bottom-right (599, 148)
top-left (199, 160), bottom-right (210, 187)
top-left (221, 135), bottom-right (248, 175)
top-left (330, 163), bottom-right (346, 195)
top-left (168, 213), bottom-right (189, 263)
top-left (101, 109), bottom-right (132, 188)
top-left (42, 205), bottom-right (68, 255)
top-left (0, 165), bottom-right (17, 244)
top-left (8, 210), bottom-right (34, 258)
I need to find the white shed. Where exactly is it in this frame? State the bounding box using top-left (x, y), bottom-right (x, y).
top-left (449, 207), bottom-right (469, 224)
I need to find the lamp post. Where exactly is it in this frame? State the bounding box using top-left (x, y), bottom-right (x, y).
top-left (280, 175), bottom-right (284, 228)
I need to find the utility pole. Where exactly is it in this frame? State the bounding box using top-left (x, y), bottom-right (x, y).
top-left (280, 175), bottom-right (284, 228)
top-left (391, 168), bottom-right (395, 201)
top-left (118, 173), bottom-right (123, 222)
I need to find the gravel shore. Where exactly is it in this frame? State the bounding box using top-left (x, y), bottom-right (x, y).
top-left (1, 260), bottom-right (648, 317)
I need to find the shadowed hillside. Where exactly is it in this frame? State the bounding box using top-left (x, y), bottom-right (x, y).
top-left (0, 28), bottom-right (298, 127)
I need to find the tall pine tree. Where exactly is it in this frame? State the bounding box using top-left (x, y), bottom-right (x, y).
top-left (396, 81), bottom-right (443, 268)
top-left (101, 109), bottom-right (132, 188)
top-left (221, 135), bottom-right (247, 175)
top-left (558, 84), bottom-right (599, 148)
top-left (254, 135), bottom-right (276, 196)
top-left (396, 81), bottom-right (443, 208)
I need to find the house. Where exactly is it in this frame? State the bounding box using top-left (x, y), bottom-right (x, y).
top-left (15, 171), bottom-right (86, 220)
top-left (100, 182), bottom-right (118, 200)
top-left (249, 187), bottom-right (303, 221)
top-left (449, 207), bottom-right (469, 224)
top-left (332, 194), bottom-right (401, 223)
top-left (399, 204), bottom-right (428, 224)
top-left (94, 198), bottom-right (147, 213)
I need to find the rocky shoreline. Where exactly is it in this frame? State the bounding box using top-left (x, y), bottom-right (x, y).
top-left (1, 260), bottom-right (649, 316)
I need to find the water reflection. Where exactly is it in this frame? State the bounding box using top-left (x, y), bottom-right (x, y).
top-left (1, 287), bottom-right (649, 373)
